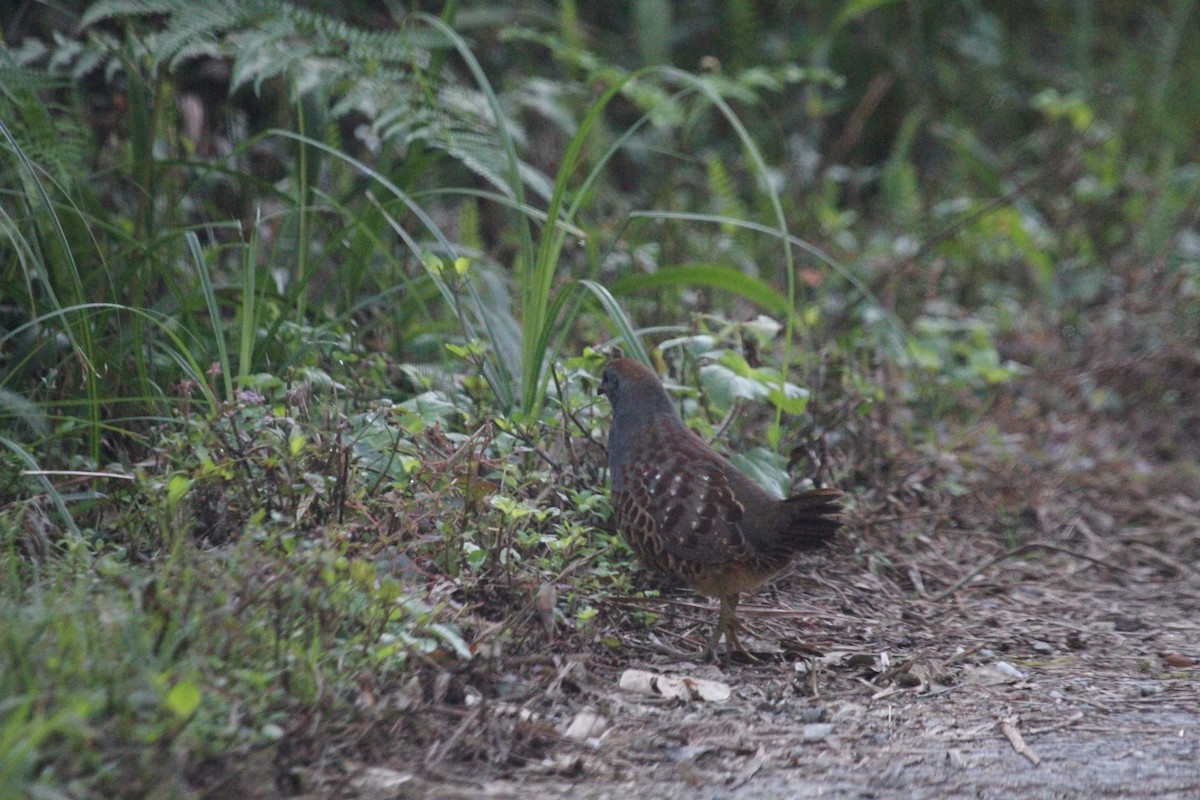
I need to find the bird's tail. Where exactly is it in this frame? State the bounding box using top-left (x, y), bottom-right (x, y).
top-left (781, 488), bottom-right (843, 550)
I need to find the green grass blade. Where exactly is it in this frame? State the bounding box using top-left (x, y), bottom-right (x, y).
top-left (652, 67), bottom-right (796, 447)
top-left (0, 119), bottom-right (102, 460)
top-left (1, 436), bottom-right (79, 537)
top-left (628, 209), bottom-right (906, 354)
top-left (238, 212), bottom-right (263, 388)
top-left (185, 232), bottom-right (233, 402)
top-left (519, 69), bottom-right (658, 415)
top-left (609, 263), bottom-right (792, 315)
top-left (574, 280), bottom-right (652, 365)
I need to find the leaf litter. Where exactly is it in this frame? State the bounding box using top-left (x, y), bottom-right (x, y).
top-left (208, 310), bottom-right (1200, 799)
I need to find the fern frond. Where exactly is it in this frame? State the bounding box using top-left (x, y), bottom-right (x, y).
top-left (31, 1), bottom-right (549, 210)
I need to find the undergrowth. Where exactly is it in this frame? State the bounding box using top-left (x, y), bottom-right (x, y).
top-left (2, 0), bottom-right (1198, 796)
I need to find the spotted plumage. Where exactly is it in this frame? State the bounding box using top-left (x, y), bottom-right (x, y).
top-left (599, 357), bottom-right (842, 660)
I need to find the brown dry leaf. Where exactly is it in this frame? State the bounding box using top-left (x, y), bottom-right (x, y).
top-left (535, 582), bottom-right (558, 635)
top-left (999, 717), bottom-right (1041, 766)
top-left (1159, 651), bottom-right (1196, 668)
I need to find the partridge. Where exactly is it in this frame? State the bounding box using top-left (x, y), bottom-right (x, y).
top-left (599, 357), bottom-right (842, 660)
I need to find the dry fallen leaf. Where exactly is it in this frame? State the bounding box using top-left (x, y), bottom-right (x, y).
top-left (1159, 651), bottom-right (1196, 669)
top-left (618, 669), bottom-right (732, 702)
top-left (350, 766), bottom-right (414, 792)
top-left (558, 706), bottom-right (609, 743)
top-left (999, 716), bottom-right (1041, 766)
top-left (535, 582), bottom-right (557, 635)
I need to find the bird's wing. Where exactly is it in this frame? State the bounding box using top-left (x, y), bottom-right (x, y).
top-left (614, 437), bottom-right (753, 568)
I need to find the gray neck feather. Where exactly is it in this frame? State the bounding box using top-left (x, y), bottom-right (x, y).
top-left (607, 381), bottom-right (683, 491)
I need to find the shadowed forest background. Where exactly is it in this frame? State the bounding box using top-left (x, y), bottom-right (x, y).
top-left (2, 1), bottom-right (1198, 797)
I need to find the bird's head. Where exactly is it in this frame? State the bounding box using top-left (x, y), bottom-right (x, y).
top-left (599, 358), bottom-right (674, 415)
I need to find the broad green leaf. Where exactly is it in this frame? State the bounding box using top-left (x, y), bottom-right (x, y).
top-left (166, 475), bottom-right (192, 512)
top-left (422, 252), bottom-right (445, 277)
top-left (700, 363), bottom-right (768, 408)
top-left (400, 391), bottom-right (457, 425)
top-left (767, 385), bottom-right (810, 415)
top-left (729, 447), bottom-right (790, 499)
top-left (164, 679), bottom-right (201, 719)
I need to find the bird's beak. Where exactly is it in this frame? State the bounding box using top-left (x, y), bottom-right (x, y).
top-left (597, 370), bottom-right (614, 402)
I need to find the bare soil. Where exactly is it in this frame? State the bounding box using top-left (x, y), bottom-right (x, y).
top-left (278, 474), bottom-right (1200, 799)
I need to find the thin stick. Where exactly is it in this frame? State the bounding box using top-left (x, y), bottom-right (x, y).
top-left (928, 542), bottom-right (1130, 602)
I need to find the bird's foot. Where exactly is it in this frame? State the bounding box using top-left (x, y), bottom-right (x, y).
top-left (700, 616), bottom-right (761, 664)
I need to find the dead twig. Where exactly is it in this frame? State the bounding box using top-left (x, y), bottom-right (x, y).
top-left (928, 542), bottom-right (1130, 602)
top-left (1026, 712), bottom-right (1086, 736)
top-left (939, 643), bottom-right (986, 668)
top-left (428, 705), bottom-right (482, 764)
top-left (1128, 542), bottom-right (1199, 577)
top-left (727, 744), bottom-right (767, 790)
top-left (999, 716), bottom-right (1041, 766)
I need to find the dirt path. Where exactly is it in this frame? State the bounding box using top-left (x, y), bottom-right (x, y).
top-left (327, 542), bottom-right (1200, 799)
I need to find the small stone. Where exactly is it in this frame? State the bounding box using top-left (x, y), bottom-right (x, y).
top-left (1112, 615), bottom-right (1144, 632)
top-left (798, 705), bottom-right (827, 724)
top-left (559, 707), bottom-right (609, 742)
top-left (800, 723), bottom-right (834, 742)
top-left (1032, 641), bottom-right (1054, 655)
top-left (993, 661), bottom-right (1026, 679)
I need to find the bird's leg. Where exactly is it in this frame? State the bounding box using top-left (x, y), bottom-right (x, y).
top-left (723, 594), bottom-right (745, 657)
top-left (723, 594), bottom-right (761, 662)
top-left (702, 594), bottom-right (754, 662)
top-left (701, 613), bottom-right (724, 662)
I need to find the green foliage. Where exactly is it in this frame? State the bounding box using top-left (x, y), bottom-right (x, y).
top-left (907, 307), bottom-right (1025, 392)
top-left (611, 264), bottom-right (792, 316)
top-left (2, 0), bottom-right (1199, 792)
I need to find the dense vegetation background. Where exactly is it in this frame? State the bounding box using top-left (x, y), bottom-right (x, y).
top-left (2, 1), bottom-right (1198, 796)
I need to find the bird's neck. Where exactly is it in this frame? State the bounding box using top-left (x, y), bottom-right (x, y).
top-left (608, 403), bottom-right (685, 490)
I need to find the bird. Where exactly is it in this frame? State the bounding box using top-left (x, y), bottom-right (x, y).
top-left (598, 357), bottom-right (842, 661)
